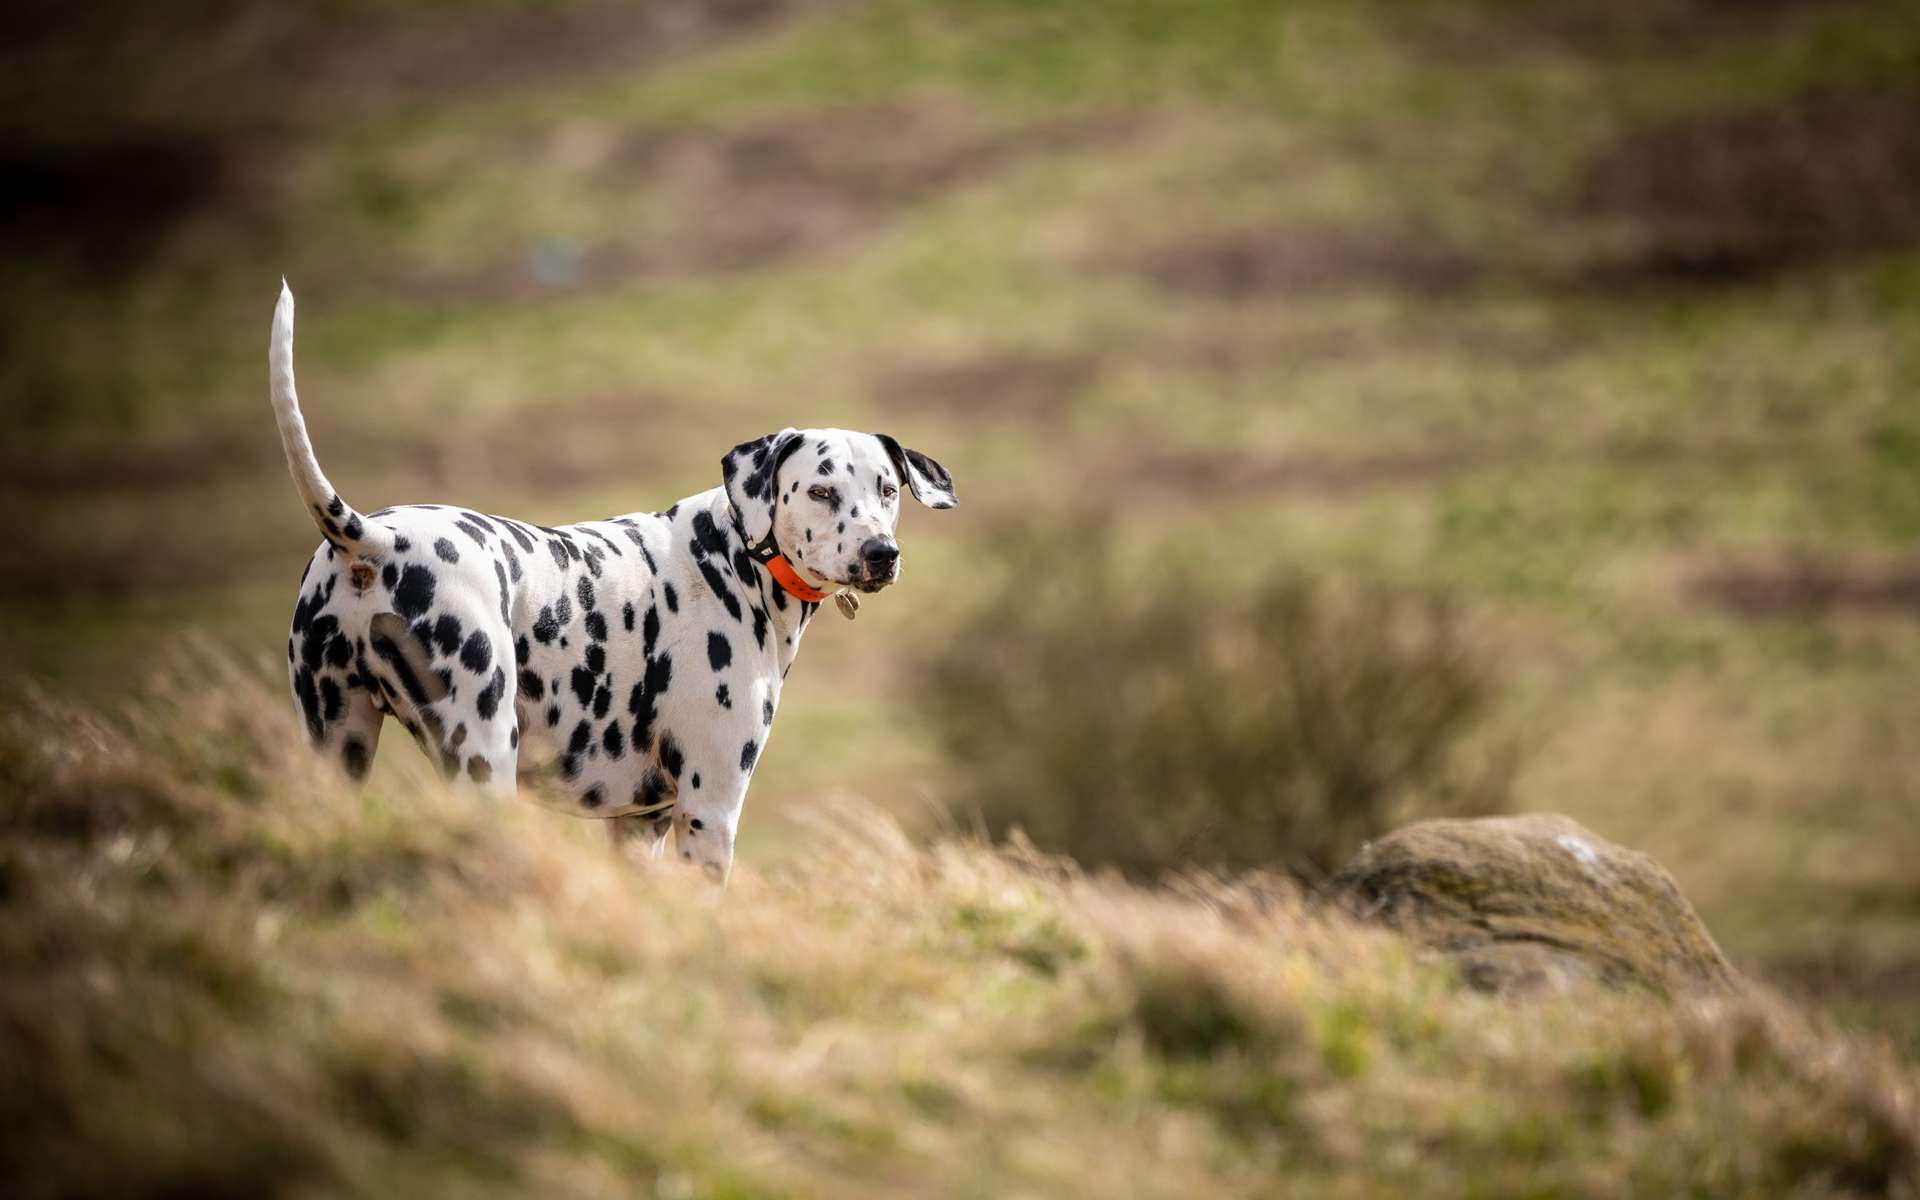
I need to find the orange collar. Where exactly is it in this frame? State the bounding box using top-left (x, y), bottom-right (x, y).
top-left (761, 551), bottom-right (831, 603)
top-left (738, 516), bottom-right (835, 603)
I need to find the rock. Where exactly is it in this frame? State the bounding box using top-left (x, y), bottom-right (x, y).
top-left (1330, 814), bottom-right (1739, 996)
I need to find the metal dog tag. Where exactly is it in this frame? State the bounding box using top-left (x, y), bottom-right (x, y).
top-left (835, 591), bottom-right (861, 621)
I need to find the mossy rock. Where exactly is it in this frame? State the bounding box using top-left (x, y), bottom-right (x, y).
top-left (1330, 814), bottom-right (1739, 996)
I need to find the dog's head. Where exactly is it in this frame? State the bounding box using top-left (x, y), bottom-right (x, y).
top-left (722, 428), bottom-right (955, 593)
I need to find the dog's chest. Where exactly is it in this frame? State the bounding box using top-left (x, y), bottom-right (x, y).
top-left (507, 501), bottom-right (791, 774)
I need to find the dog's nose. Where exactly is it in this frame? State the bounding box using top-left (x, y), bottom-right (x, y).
top-left (860, 538), bottom-right (899, 571)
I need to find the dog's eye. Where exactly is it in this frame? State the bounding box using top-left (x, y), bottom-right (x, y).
top-left (882, 483), bottom-right (899, 500)
top-left (808, 485), bottom-right (831, 502)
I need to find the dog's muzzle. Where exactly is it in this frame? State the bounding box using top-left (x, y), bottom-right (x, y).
top-left (852, 538), bottom-right (900, 593)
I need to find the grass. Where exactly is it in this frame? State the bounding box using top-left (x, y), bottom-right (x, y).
top-left (0, 664), bottom-right (1914, 1196)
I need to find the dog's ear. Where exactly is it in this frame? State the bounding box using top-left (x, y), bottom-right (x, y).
top-left (872, 434), bottom-right (957, 510)
top-left (722, 428), bottom-right (805, 545)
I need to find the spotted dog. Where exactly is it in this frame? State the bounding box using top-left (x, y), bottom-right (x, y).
top-left (269, 283), bottom-right (955, 882)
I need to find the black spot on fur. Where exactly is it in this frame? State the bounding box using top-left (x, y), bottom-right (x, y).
top-left (533, 606), bottom-right (559, 644)
top-left (516, 636), bottom-right (531, 665)
top-left (663, 583), bottom-right (679, 613)
top-left (393, 564), bottom-right (436, 619)
top-left (393, 535), bottom-right (412, 553)
top-left (585, 611), bottom-right (607, 642)
top-left (571, 667), bottom-right (596, 705)
top-left (476, 668), bottom-right (506, 720)
top-left (299, 613), bottom-right (339, 672)
top-left (381, 562), bottom-right (398, 590)
top-left (628, 652), bottom-right (673, 752)
top-left (520, 669), bottom-right (544, 700)
top-left (707, 631), bottom-right (732, 671)
top-left (716, 683), bottom-right (731, 708)
top-left (577, 576), bottom-right (595, 611)
top-left (328, 494), bottom-right (345, 518)
top-left (690, 772), bottom-right (701, 790)
top-left (763, 698), bottom-right (775, 726)
top-left (752, 606), bottom-right (768, 651)
top-left (659, 733), bottom-right (685, 780)
top-left (569, 721), bottom-right (592, 755)
top-left (632, 769), bottom-right (670, 812)
top-left (293, 668), bottom-right (323, 744)
top-left (623, 602), bottom-right (636, 632)
top-left (342, 735), bottom-right (370, 781)
top-left (320, 677), bottom-right (344, 722)
top-left (548, 539), bottom-right (569, 572)
top-left (580, 784), bottom-right (604, 810)
top-left (434, 537), bottom-right (459, 563)
top-left (585, 644), bottom-right (606, 675)
top-left (369, 612), bottom-right (451, 706)
top-left (460, 631), bottom-right (492, 674)
top-left (593, 684), bottom-right (611, 719)
top-left (433, 613), bottom-right (463, 657)
top-left (740, 739), bottom-right (759, 773)
top-left (455, 519), bottom-right (489, 550)
top-left (343, 515), bottom-right (363, 540)
top-left (700, 559), bottom-right (742, 621)
top-left (643, 606), bottom-right (661, 656)
top-left (467, 756), bottom-right (492, 784)
top-left (603, 721), bottom-right (624, 758)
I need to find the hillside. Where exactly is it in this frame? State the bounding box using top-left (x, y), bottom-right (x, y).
top-left (3, 667), bottom-right (1914, 1197)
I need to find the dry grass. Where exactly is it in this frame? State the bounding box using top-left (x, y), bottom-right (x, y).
top-left (1, 656), bottom-right (1915, 1197)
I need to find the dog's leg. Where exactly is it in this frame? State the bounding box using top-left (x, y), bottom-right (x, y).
top-left (289, 662), bottom-right (385, 784)
top-left (606, 814), bottom-right (669, 863)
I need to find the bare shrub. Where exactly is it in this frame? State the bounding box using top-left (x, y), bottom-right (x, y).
top-left (919, 525), bottom-right (1515, 879)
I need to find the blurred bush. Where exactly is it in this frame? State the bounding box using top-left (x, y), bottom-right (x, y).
top-left (920, 526), bottom-right (1515, 879)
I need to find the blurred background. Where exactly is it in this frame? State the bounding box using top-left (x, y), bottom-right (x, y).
top-left (2, 0), bottom-right (1917, 1056)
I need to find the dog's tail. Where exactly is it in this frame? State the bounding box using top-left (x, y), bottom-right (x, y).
top-left (270, 281), bottom-right (396, 560)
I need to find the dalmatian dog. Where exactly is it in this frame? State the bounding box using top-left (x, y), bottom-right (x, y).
top-left (268, 283), bottom-right (955, 882)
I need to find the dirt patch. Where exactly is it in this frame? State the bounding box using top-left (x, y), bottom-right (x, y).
top-left (0, 1), bottom-right (828, 278)
top-left (407, 105), bottom-right (1142, 298)
top-left (0, 432), bottom-right (260, 498)
top-left (870, 350), bottom-right (1100, 424)
top-left (1120, 225), bottom-right (1479, 301)
top-left (1577, 92), bottom-right (1920, 285)
top-left (1088, 442), bottom-right (1514, 507)
top-left (0, 392), bottom-right (690, 505)
top-left (0, 134), bottom-right (228, 275)
top-left (1689, 555), bottom-right (1920, 619)
top-left (301, 0), bottom-right (822, 114)
top-left (1399, 0), bottom-right (1849, 65)
top-left (1147, 320), bottom-right (1572, 376)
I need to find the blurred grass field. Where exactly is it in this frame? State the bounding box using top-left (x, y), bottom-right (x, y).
top-left (3, 0), bottom-right (1919, 1072)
